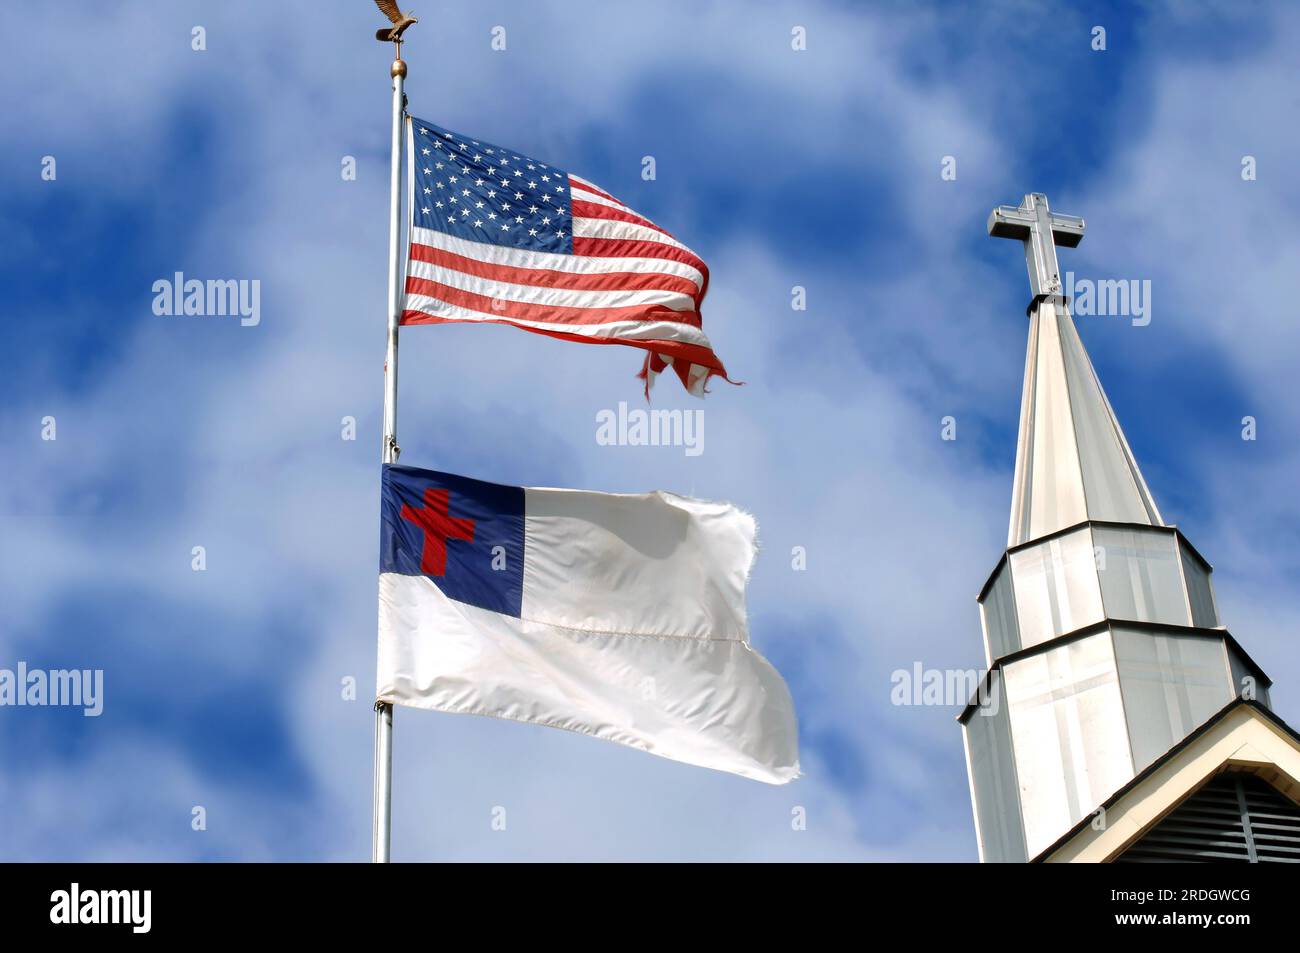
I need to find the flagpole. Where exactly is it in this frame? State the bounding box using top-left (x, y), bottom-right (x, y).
top-left (373, 38), bottom-right (407, 866)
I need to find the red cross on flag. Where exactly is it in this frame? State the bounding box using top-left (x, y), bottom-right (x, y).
top-left (400, 487), bottom-right (475, 576)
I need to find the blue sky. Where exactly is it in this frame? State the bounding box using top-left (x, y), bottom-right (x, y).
top-left (1, 1), bottom-right (1297, 860)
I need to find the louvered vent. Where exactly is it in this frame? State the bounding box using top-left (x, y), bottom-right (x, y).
top-left (1117, 772), bottom-right (1300, 863)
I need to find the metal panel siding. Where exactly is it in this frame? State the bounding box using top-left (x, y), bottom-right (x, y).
top-left (1024, 304), bottom-right (1089, 541)
top-left (1226, 643), bottom-right (1270, 709)
top-left (964, 671), bottom-right (1028, 862)
top-left (1056, 309), bottom-right (1158, 527)
top-left (1094, 525), bottom-right (1190, 626)
top-left (1009, 527), bottom-right (1105, 649)
top-left (1112, 627), bottom-right (1234, 772)
top-left (980, 561), bottom-right (1021, 662)
top-left (1179, 542), bottom-right (1219, 629)
top-left (1004, 632), bottom-right (1132, 859)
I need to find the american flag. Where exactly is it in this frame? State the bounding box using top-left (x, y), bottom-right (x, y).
top-left (402, 117), bottom-right (730, 395)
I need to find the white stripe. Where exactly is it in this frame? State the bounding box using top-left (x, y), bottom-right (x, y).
top-left (404, 293), bottom-right (714, 348)
top-left (570, 185), bottom-right (636, 215)
top-left (407, 258), bottom-right (695, 312)
top-left (572, 216), bottom-right (695, 255)
top-left (569, 172), bottom-right (616, 197)
top-left (569, 186), bottom-right (678, 240)
top-left (410, 225), bottom-right (704, 291)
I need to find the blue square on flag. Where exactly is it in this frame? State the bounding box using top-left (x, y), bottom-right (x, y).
top-left (380, 464), bottom-right (524, 618)
top-left (410, 119), bottom-right (573, 255)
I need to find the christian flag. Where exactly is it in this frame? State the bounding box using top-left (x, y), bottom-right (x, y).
top-left (376, 464), bottom-right (799, 784)
top-left (402, 117), bottom-right (732, 396)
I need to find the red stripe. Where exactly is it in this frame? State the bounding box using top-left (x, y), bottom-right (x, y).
top-left (572, 236), bottom-right (709, 279)
top-left (405, 275), bottom-right (702, 328)
top-left (408, 241), bottom-right (701, 300)
top-left (568, 175), bottom-right (620, 204)
top-left (571, 199), bottom-right (673, 237)
top-left (402, 308), bottom-right (729, 376)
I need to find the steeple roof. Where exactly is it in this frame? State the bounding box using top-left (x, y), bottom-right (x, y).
top-left (1007, 298), bottom-right (1163, 546)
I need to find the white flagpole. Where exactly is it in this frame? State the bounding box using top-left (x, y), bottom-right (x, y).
top-left (373, 40), bottom-right (407, 865)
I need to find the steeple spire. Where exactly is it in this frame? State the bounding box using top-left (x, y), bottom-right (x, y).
top-left (1007, 296), bottom-right (1163, 546)
top-left (990, 193), bottom-right (1162, 546)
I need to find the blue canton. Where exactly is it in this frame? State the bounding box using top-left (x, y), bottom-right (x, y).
top-left (410, 117), bottom-right (574, 255)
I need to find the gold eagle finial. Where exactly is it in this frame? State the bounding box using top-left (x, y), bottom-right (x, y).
top-left (374, 0), bottom-right (418, 42)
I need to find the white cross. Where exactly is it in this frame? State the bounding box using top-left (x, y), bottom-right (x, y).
top-left (987, 193), bottom-right (1085, 299)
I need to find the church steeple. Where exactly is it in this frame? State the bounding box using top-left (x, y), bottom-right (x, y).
top-left (959, 194), bottom-right (1274, 862)
top-left (994, 194), bottom-right (1162, 546)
